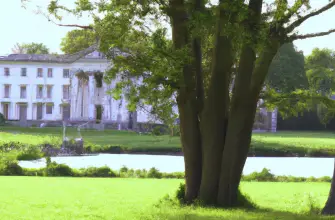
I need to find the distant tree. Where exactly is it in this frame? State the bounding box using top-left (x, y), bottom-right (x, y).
top-left (267, 43), bottom-right (308, 93)
top-left (305, 48), bottom-right (335, 96)
top-left (12, 42), bottom-right (50, 54)
top-left (60, 29), bottom-right (96, 54)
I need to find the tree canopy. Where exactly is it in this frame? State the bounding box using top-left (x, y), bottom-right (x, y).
top-left (60, 29), bottom-right (96, 54)
top-left (267, 43), bottom-right (308, 93)
top-left (12, 42), bottom-right (50, 54)
top-left (36, 0), bottom-right (335, 209)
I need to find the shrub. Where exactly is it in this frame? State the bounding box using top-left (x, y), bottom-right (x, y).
top-left (16, 147), bottom-right (43, 161)
top-left (45, 162), bottom-right (73, 177)
top-left (0, 113), bottom-right (5, 126)
top-left (175, 183), bottom-right (186, 204)
top-left (147, 167), bottom-right (162, 179)
top-left (243, 168), bottom-right (275, 182)
top-left (23, 168), bottom-right (44, 176)
top-left (82, 166), bottom-right (117, 177)
top-left (135, 169), bottom-right (147, 178)
top-left (152, 126), bottom-right (163, 136)
top-left (1, 161), bottom-right (24, 176)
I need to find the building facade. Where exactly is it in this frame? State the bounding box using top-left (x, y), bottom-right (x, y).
top-left (0, 46), bottom-right (278, 131)
top-left (0, 47), bottom-right (157, 129)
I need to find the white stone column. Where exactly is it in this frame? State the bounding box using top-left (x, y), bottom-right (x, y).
top-left (88, 75), bottom-right (95, 121)
top-left (271, 108), bottom-right (278, 132)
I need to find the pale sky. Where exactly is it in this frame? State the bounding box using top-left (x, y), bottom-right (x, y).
top-left (0, 0), bottom-right (334, 56)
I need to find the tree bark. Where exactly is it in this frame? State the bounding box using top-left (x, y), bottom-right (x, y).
top-left (322, 159), bottom-right (335, 215)
top-left (170, 0), bottom-right (202, 202)
top-left (198, 3), bottom-right (233, 204)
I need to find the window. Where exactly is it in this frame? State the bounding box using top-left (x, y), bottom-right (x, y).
top-left (36, 85), bottom-right (43, 99)
top-left (63, 85), bottom-right (70, 99)
top-left (47, 85), bottom-right (53, 98)
top-left (21, 68), bottom-right (27, 77)
top-left (20, 86), bottom-right (27, 99)
top-left (37, 68), bottom-right (43, 77)
top-left (46, 105), bottom-right (53, 114)
top-left (4, 85), bottom-right (10, 98)
top-left (63, 69), bottom-right (70, 78)
top-left (4, 68), bottom-right (10, 76)
top-left (47, 68), bottom-right (53, 78)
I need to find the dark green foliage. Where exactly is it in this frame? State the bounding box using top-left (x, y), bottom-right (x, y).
top-left (96, 105), bottom-right (103, 124)
top-left (0, 113), bottom-right (5, 126)
top-left (147, 167), bottom-right (163, 179)
top-left (16, 146), bottom-right (43, 161)
top-left (243, 168), bottom-right (275, 182)
top-left (45, 162), bottom-right (73, 177)
top-left (152, 126), bottom-right (163, 136)
top-left (12, 42), bottom-right (50, 54)
top-left (60, 29), bottom-right (96, 54)
top-left (267, 43), bottom-right (308, 93)
top-left (175, 183), bottom-right (186, 204)
top-left (94, 72), bottom-right (104, 88)
top-left (82, 166), bottom-right (117, 177)
top-left (0, 161), bottom-right (24, 176)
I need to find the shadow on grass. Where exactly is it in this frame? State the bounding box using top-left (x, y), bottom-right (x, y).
top-left (149, 204), bottom-right (332, 220)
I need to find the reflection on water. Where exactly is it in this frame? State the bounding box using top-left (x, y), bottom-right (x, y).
top-left (19, 154), bottom-right (334, 178)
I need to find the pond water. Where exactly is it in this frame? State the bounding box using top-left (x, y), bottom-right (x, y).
top-left (19, 154), bottom-right (335, 178)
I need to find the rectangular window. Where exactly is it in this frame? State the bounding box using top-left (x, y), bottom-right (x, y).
top-left (47, 85), bottom-right (53, 98)
top-left (46, 105), bottom-right (53, 114)
top-left (4, 85), bottom-right (10, 98)
top-left (37, 68), bottom-right (43, 77)
top-left (20, 86), bottom-right (27, 99)
top-left (21, 68), bottom-right (27, 77)
top-left (63, 69), bottom-right (70, 78)
top-left (4, 68), bottom-right (10, 76)
top-left (36, 85), bottom-right (43, 99)
top-left (62, 85), bottom-right (70, 99)
top-left (47, 68), bottom-right (53, 78)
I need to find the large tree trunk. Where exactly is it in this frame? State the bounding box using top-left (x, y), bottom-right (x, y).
top-left (198, 0), bottom-right (233, 204)
top-left (322, 159), bottom-right (335, 215)
top-left (170, 0), bottom-right (202, 202)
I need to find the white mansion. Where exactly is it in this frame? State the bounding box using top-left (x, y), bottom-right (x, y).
top-left (0, 45), bottom-right (278, 131)
top-left (0, 45), bottom-right (157, 129)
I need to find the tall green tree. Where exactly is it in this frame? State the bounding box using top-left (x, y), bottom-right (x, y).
top-left (267, 43), bottom-right (308, 93)
top-left (306, 48), bottom-right (335, 95)
top-left (60, 29), bottom-right (96, 54)
top-left (42, 0), bottom-right (335, 208)
top-left (12, 42), bottom-right (50, 54)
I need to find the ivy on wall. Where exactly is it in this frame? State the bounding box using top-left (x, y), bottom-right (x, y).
top-left (94, 71), bottom-right (103, 88)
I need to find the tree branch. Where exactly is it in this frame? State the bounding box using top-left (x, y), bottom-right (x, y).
top-left (289, 28), bottom-right (335, 41)
top-left (286, 1), bottom-right (335, 33)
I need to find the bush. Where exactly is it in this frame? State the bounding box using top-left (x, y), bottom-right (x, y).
top-left (152, 126), bottom-right (163, 136)
top-left (16, 147), bottom-right (43, 161)
top-left (243, 168), bottom-right (275, 182)
top-left (82, 166), bottom-right (117, 177)
top-left (23, 168), bottom-right (44, 176)
top-left (147, 167), bottom-right (162, 179)
top-left (0, 113), bottom-right (5, 126)
top-left (1, 161), bottom-right (24, 176)
top-left (175, 183), bottom-right (186, 204)
top-left (45, 162), bottom-right (73, 177)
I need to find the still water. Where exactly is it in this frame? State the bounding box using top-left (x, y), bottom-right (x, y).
top-left (19, 154), bottom-right (334, 178)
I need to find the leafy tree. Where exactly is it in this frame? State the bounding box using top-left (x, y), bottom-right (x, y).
top-left (12, 42), bottom-right (50, 54)
top-left (41, 0), bottom-right (335, 208)
top-left (306, 48), bottom-right (335, 96)
top-left (60, 29), bottom-right (96, 54)
top-left (267, 43), bottom-right (308, 93)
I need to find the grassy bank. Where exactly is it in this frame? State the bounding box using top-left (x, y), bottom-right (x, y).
top-left (0, 177), bottom-right (333, 219)
top-left (1, 126), bottom-right (335, 157)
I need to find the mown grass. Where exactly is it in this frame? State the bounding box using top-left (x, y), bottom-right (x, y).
top-left (0, 177), bottom-right (333, 220)
top-left (1, 126), bottom-right (335, 156)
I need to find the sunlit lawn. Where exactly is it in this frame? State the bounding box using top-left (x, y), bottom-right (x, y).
top-left (1, 126), bottom-right (335, 154)
top-left (0, 177), bottom-right (334, 220)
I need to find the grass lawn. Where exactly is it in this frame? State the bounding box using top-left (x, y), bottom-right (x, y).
top-left (1, 126), bottom-right (335, 156)
top-left (0, 177), bottom-right (334, 220)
